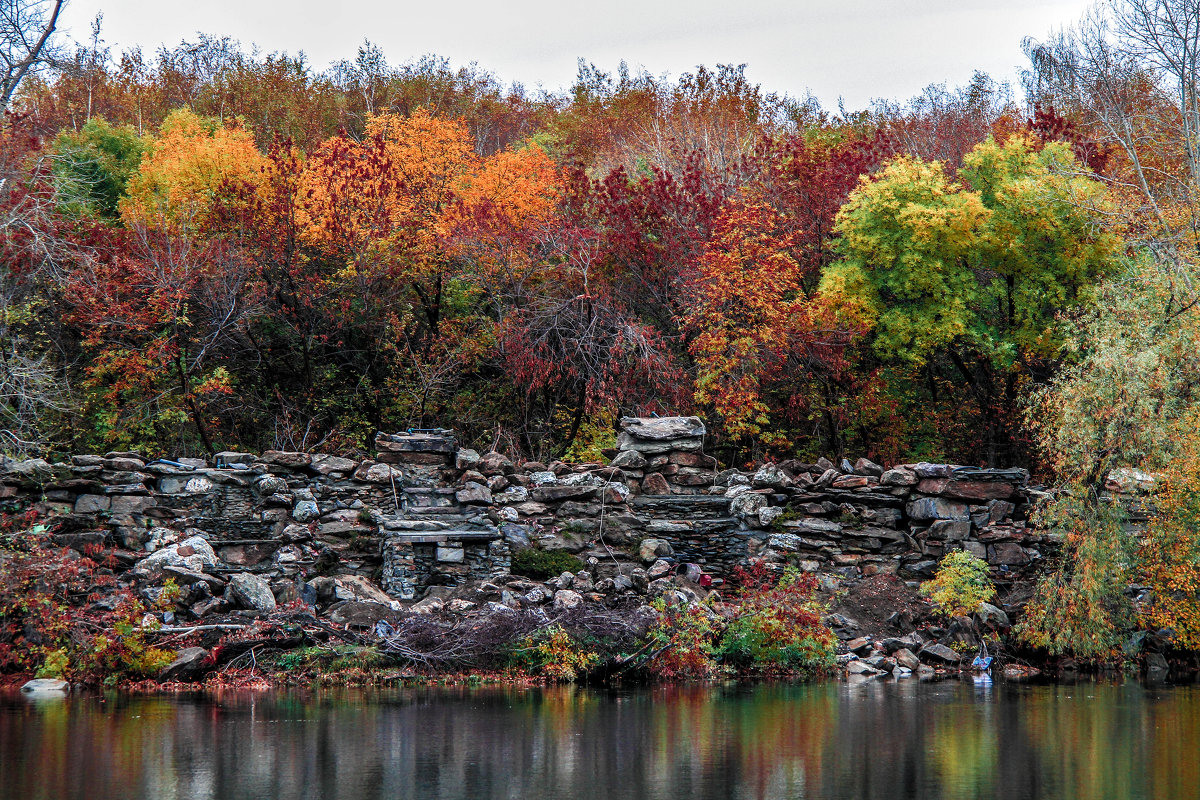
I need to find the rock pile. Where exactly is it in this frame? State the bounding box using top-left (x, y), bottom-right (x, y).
top-left (611, 416), bottom-right (717, 495)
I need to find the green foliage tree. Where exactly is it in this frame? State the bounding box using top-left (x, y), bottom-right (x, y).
top-left (823, 135), bottom-right (1120, 463)
top-left (51, 116), bottom-right (144, 218)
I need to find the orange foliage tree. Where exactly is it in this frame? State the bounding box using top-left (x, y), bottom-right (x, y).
top-left (684, 190), bottom-right (857, 449)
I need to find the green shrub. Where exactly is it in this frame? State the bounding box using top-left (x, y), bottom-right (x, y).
top-left (717, 564), bottom-right (836, 676)
top-left (921, 550), bottom-right (995, 617)
top-left (510, 548), bottom-right (584, 580)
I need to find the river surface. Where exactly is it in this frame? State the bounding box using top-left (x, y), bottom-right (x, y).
top-left (2, 678), bottom-right (1199, 800)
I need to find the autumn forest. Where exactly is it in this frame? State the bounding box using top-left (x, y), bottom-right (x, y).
top-left (0, 3), bottom-right (1198, 482)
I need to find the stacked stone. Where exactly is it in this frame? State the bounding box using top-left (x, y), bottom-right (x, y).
top-left (0, 430), bottom-right (1060, 608)
top-left (450, 448), bottom-right (636, 564)
top-left (610, 416), bottom-right (717, 495)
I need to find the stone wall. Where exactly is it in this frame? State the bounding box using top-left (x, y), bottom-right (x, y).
top-left (0, 417), bottom-right (1056, 603)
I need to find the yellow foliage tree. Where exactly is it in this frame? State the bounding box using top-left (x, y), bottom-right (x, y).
top-left (120, 109), bottom-right (266, 231)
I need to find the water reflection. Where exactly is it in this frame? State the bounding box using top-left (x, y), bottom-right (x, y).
top-left (2, 679), bottom-right (1198, 800)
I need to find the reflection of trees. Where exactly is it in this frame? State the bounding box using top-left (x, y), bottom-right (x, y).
top-left (2, 681), bottom-right (1200, 799)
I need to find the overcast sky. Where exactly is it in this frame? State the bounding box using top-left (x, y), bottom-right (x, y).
top-left (57, 0), bottom-right (1095, 111)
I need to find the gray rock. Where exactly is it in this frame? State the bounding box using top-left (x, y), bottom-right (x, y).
top-left (977, 602), bottom-right (1010, 627)
top-left (74, 494), bottom-right (110, 513)
top-left (647, 558), bottom-right (673, 579)
top-left (21, 678), bottom-right (69, 694)
top-left (227, 572), bottom-right (277, 612)
top-left (920, 642), bottom-right (961, 665)
top-left (893, 648), bottom-right (921, 670)
top-left (847, 659), bottom-right (882, 676)
top-left (310, 454), bottom-right (358, 475)
top-left (260, 450), bottom-right (312, 469)
top-left (752, 463), bottom-right (791, 489)
top-left (455, 448), bottom-right (481, 470)
top-left (854, 458), bottom-right (884, 477)
top-left (730, 492), bottom-right (768, 517)
top-left (880, 467), bottom-right (918, 486)
top-left (846, 636), bottom-right (874, 655)
top-left (456, 482), bottom-right (493, 505)
top-left (495, 485), bottom-right (530, 504)
top-left (639, 538), bottom-right (674, 562)
top-left (354, 462), bottom-right (403, 483)
top-left (906, 497), bottom-right (970, 521)
top-left (988, 542), bottom-right (1031, 566)
top-left (501, 523), bottom-right (532, 549)
top-left (139, 536), bottom-right (217, 575)
top-left (611, 450), bottom-right (648, 469)
top-left (480, 451), bottom-right (514, 475)
top-left (619, 416), bottom-right (706, 440)
top-left (782, 517), bottom-right (843, 534)
top-left (929, 519), bottom-right (971, 540)
top-left (758, 506), bottom-right (784, 527)
top-left (254, 475), bottom-right (289, 496)
top-left (292, 499), bottom-right (320, 522)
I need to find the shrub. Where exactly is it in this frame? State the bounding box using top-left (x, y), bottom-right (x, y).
top-left (921, 550), bottom-right (995, 618)
top-left (646, 599), bottom-right (723, 680)
top-left (718, 564), bottom-right (836, 676)
top-left (1, 514), bottom-right (175, 683)
top-left (509, 626), bottom-right (598, 681)
top-left (510, 548), bottom-right (584, 580)
top-left (81, 595), bottom-right (176, 685)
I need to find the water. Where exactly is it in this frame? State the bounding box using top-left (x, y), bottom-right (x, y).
top-left (2, 679), bottom-right (1199, 800)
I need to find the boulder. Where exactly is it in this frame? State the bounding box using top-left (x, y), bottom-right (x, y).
top-left (159, 647), bottom-right (210, 681)
top-left (353, 462), bottom-right (403, 483)
top-left (880, 467), bottom-right (919, 486)
top-left (226, 572), bottom-right (277, 612)
top-left (259, 450), bottom-right (312, 469)
top-left (916, 478), bottom-right (1015, 501)
top-left (977, 602), bottom-right (1010, 628)
top-left (74, 494), bottom-right (110, 513)
top-left (854, 458), bottom-right (884, 477)
top-left (618, 416), bottom-right (706, 441)
top-left (456, 482), bottom-right (493, 505)
top-left (928, 519), bottom-right (971, 540)
top-left (758, 506), bottom-right (784, 527)
top-left (987, 542), bottom-right (1031, 566)
top-left (920, 642), bottom-right (961, 665)
top-left (611, 450), bottom-right (648, 469)
top-left (328, 601), bottom-right (397, 627)
top-left (333, 576), bottom-right (395, 606)
top-left (846, 637), bottom-right (874, 655)
top-left (139, 536), bottom-right (217, 575)
top-left (20, 678), bottom-right (69, 694)
top-left (893, 648), bottom-right (921, 670)
top-left (752, 463), bottom-right (791, 489)
top-left (310, 454), bottom-right (358, 475)
top-left (553, 589), bottom-right (584, 610)
top-left (480, 451), bottom-right (514, 475)
top-left (847, 659), bottom-right (882, 676)
top-left (253, 475), bottom-right (289, 496)
top-left (292, 499), bottom-right (320, 522)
